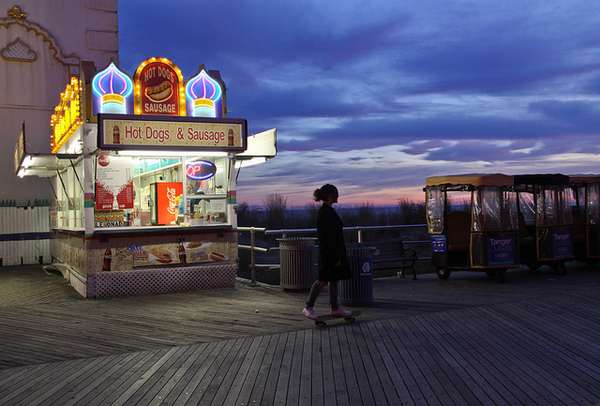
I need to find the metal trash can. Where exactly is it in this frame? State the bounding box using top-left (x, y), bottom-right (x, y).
top-left (278, 238), bottom-right (317, 290)
top-left (340, 243), bottom-right (374, 306)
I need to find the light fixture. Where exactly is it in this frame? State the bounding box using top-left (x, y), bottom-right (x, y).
top-left (116, 150), bottom-right (229, 157)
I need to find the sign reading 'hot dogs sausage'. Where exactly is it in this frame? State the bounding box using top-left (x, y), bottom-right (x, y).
top-left (134, 57), bottom-right (186, 116)
top-left (98, 114), bottom-right (248, 152)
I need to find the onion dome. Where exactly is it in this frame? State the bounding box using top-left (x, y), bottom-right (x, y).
top-left (92, 62), bottom-right (134, 114)
top-left (185, 68), bottom-right (223, 117)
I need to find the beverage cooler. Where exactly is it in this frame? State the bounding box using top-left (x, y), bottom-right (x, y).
top-left (150, 182), bottom-right (184, 225)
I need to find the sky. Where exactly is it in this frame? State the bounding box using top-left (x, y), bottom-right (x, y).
top-left (120, 0), bottom-right (600, 206)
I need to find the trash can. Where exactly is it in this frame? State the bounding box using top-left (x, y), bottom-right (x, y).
top-left (339, 243), bottom-right (374, 306)
top-left (278, 238), bottom-right (317, 290)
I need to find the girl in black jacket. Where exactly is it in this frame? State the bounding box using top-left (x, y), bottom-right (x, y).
top-left (303, 184), bottom-right (352, 319)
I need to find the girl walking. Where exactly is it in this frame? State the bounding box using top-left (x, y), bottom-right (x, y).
top-left (303, 184), bottom-right (352, 319)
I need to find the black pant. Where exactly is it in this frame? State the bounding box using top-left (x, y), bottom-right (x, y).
top-left (305, 280), bottom-right (338, 309)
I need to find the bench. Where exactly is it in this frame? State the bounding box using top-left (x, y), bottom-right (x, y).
top-left (372, 239), bottom-right (418, 280)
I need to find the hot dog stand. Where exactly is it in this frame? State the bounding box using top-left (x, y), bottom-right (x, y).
top-left (14, 57), bottom-right (276, 298)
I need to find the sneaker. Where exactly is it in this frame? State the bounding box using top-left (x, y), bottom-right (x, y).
top-left (330, 307), bottom-right (352, 317)
top-left (303, 307), bottom-right (318, 320)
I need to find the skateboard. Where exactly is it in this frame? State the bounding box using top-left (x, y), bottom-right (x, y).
top-left (313, 311), bottom-right (361, 327)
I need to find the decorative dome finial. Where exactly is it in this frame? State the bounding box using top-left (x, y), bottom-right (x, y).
top-left (7, 5), bottom-right (27, 20)
top-left (185, 67), bottom-right (223, 117)
top-left (92, 62), bottom-right (134, 114)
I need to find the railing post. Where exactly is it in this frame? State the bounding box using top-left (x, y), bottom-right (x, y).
top-left (250, 227), bottom-right (256, 285)
top-left (357, 229), bottom-right (363, 244)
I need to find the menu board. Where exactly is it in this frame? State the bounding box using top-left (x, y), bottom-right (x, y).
top-left (95, 154), bottom-right (134, 210)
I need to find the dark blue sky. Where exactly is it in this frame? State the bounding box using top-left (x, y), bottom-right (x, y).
top-left (120, 0), bottom-right (600, 205)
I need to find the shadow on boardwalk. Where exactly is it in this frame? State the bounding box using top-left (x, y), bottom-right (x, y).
top-left (0, 266), bottom-right (599, 405)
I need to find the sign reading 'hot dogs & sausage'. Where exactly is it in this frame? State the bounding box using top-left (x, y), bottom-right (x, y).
top-left (98, 114), bottom-right (248, 152)
top-left (134, 57), bottom-right (186, 116)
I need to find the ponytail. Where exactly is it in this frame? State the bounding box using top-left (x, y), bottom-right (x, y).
top-left (313, 188), bottom-right (323, 202)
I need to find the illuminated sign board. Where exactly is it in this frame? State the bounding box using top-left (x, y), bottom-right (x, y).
top-left (50, 76), bottom-right (82, 153)
top-left (92, 62), bottom-right (133, 115)
top-left (89, 59), bottom-right (228, 119)
top-left (134, 57), bottom-right (186, 116)
top-left (98, 114), bottom-right (247, 152)
top-left (186, 67), bottom-right (224, 118)
top-left (186, 160), bottom-right (217, 180)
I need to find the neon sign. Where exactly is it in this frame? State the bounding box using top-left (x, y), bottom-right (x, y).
top-left (50, 76), bottom-right (82, 153)
top-left (134, 57), bottom-right (186, 116)
top-left (185, 67), bottom-right (223, 118)
top-left (186, 160), bottom-right (217, 180)
top-left (92, 62), bottom-right (133, 115)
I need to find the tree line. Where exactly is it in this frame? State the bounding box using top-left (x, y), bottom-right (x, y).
top-left (237, 193), bottom-right (426, 229)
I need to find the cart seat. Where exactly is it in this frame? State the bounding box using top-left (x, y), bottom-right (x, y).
top-left (447, 211), bottom-right (470, 252)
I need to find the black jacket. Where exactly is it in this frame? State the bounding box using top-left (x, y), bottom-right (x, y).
top-left (317, 205), bottom-right (351, 281)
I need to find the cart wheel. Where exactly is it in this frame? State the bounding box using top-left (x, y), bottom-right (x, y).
top-left (436, 267), bottom-right (450, 280)
top-left (495, 269), bottom-right (506, 283)
top-left (554, 262), bottom-right (567, 276)
top-left (485, 270), bottom-right (496, 280)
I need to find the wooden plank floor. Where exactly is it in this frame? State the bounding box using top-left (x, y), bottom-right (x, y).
top-left (0, 265), bottom-right (600, 404)
top-left (0, 292), bottom-right (599, 405)
top-left (0, 265), bottom-right (599, 370)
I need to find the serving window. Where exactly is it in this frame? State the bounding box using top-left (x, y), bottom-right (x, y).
top-left (53, 160), bottom-right (84, 230)
top-left (94, 152), bottom-right (230, 229)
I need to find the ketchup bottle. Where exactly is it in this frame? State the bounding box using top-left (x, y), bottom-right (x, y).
top-left (102, 248), bottom-right (112, 271)
top-left (178, 240), bottom-right (187, 265)
top-left (227, 129), bottom-right (234, 147)
top-left (113, 125), bottom-right (120, 144)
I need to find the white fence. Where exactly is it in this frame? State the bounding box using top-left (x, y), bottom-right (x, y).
top-left (0, 206), bottom-right (51, 266)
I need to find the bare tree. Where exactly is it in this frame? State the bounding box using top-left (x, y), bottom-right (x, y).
top-left (357, 203), bottom-right (376, 225)
top-left (398, 198), bottom-right (426, 224)
top-left (264, 193), bottom-right (287, 228)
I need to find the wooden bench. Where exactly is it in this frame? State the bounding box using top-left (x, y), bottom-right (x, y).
top-left (372, 239), bottom-right (418, 280)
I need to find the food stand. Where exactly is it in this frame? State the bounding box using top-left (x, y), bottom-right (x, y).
top-left (15, 58), bottom-right (276, 298)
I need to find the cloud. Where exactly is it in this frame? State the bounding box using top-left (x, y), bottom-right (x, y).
top-left (119, 0), bottom-right (600, 205)
top-left (529, 99), bottom-right (600, 129)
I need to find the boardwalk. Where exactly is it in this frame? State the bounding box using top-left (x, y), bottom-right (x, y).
top-left (0, 266), bottom-right (600, 405)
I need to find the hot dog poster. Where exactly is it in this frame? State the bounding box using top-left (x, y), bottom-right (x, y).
top-left (124, 242), bottom-right (230, 268)
top-left (134, 57), bottom-right (186, 116)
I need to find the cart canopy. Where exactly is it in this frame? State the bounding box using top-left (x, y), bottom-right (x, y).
top-left (568, 175), bottom-right (600, 185)
top-left (513, 174), bottom-right (570, 186)
top-left (426, 174), bottom-right (513, 188)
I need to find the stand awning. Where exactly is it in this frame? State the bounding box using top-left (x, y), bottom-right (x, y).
top-left (17, 153), bottom-right (81, 178)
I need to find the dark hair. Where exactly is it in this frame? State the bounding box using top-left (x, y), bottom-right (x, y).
top-left (313, 184), bottom-right (339, 202)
